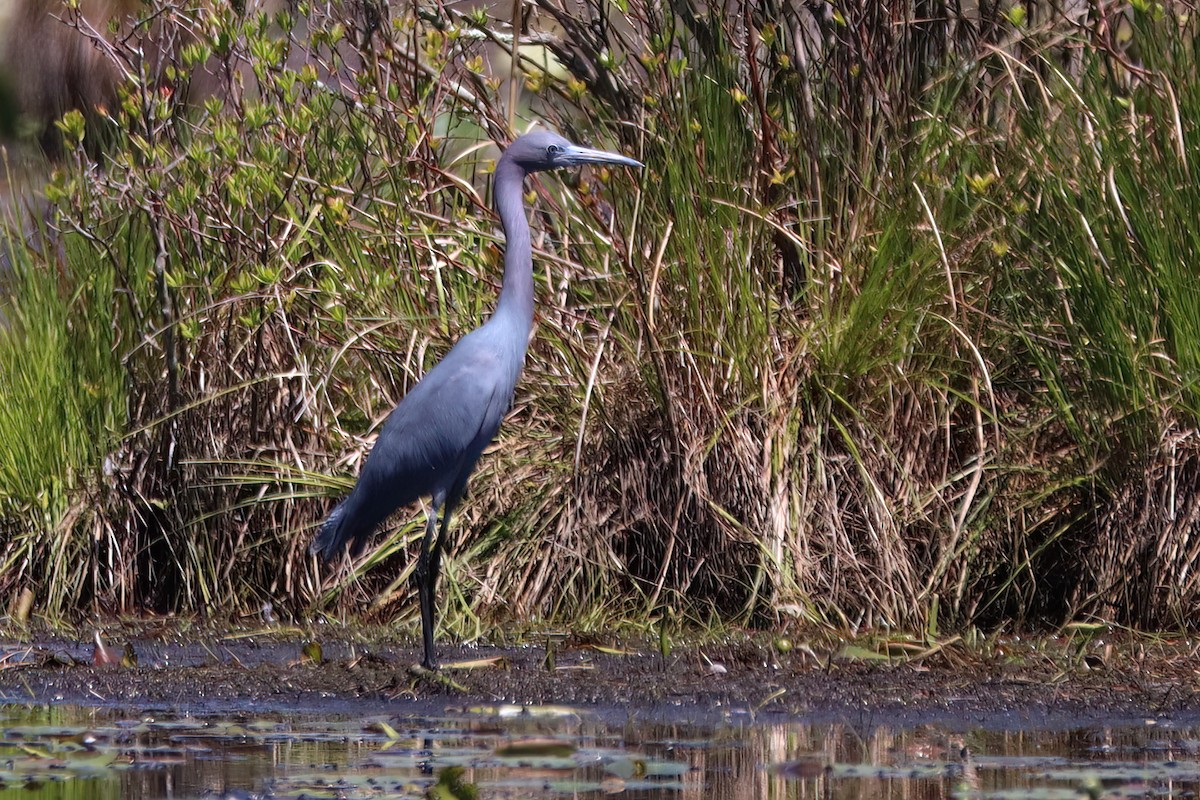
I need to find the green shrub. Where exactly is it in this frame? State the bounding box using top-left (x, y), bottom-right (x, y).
top-left (1, 0), bottom-right (1198, 635)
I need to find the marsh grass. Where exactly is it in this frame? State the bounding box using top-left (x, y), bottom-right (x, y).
top-left (987, 8), bottom-right (1200, 626)
top-left (0, 0), bottom-right (1198, 635)
top-left (0, 205), bottom-right (124, 613)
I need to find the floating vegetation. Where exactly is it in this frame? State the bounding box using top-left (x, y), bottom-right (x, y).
top-left (0, 706), bottom-right (1198, 798)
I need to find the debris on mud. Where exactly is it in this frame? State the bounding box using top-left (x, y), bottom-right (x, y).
top-left (0, 625), bottom-right (1195, 729)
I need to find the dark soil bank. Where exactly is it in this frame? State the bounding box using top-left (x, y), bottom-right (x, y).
top-left (0, 629), bottom-right (1196, 730)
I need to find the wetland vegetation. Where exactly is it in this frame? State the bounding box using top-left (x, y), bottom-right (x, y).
top-left (0, 0), bottom-right (1198, 649)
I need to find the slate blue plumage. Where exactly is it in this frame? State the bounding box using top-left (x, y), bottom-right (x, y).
top-left (311, 131), bottom-right (642, 669)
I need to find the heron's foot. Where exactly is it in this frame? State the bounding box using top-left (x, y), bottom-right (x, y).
top-left (407, 662), bottom-right (468, 692)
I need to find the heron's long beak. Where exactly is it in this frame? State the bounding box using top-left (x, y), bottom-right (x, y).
top-left (560, 144), bottom-right (643, 169)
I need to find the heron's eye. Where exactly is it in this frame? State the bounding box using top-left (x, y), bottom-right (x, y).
top-left (546, 144), bottom-right (563, 157)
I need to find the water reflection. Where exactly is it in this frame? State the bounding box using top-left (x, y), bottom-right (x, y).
top-left (0, 705), bottom-right (1195, 799)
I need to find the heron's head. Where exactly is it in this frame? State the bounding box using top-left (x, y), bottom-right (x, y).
top-left (503, 131), bottom-right (643, 174)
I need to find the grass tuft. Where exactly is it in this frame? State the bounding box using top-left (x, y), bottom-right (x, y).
top-left (0, 0), bottom-right (1198, 636)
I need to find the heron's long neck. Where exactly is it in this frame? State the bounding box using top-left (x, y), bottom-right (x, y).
top-left (493, 158), bottom-right (534, 335)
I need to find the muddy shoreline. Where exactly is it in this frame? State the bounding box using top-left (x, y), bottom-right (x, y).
top-left (0, 629), bottom-right (1196, 731)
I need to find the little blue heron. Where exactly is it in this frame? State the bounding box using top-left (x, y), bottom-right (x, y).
top-left (311, 131), bottom-right (642, 669)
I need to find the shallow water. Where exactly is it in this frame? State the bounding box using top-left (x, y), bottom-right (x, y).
top-left (0, 704), bottom-right (1197, 799)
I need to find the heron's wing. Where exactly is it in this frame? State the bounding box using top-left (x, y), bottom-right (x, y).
top-left (312, 336), bottom-right (516, 560)
top-left (354, 342), bottom-right (510, 507)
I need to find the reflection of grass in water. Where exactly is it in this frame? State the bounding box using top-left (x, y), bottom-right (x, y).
top-left (2, 705), bottom-right (1200, 798)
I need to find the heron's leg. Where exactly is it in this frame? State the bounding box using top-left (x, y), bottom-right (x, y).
top-left (419, 497), bottom-right (461, 670)
top-left (415, 506), bottom-right (441, 669)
